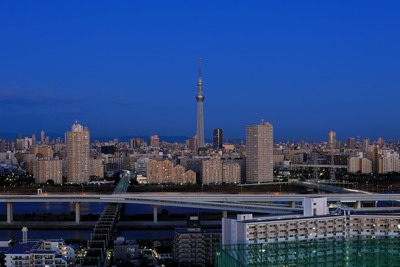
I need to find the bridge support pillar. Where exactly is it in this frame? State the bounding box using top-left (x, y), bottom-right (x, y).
top-left (222, 210), bottom-right (228, 218)
top-left (355, 201), bottom-right (362, 209)
top-left (289, 201), bottom-right (296, 208)
top-left (153, 205), bottom-right (158, 223)
top-left (6, 202), bottom-right (13, 223)
top-left (75, 202), bottom-right (81, 223)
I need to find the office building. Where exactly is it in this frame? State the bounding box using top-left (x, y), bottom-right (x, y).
top-left (213, 128), bottom-right (223, 149)
top-left (65, 123), bottom-right (90, 184)
top-left (246, 121), bottom-right (273, 183)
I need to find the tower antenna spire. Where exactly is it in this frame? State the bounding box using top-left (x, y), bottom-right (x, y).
top-left (198, 57), bottom-right (202, 78)
top-left (197, 57), bottom-right (203, 94)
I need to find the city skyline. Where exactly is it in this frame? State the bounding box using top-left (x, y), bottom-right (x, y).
top-left (1, 2), bottom-right (400, 141)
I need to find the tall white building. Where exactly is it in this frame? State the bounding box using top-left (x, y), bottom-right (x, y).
top-left (66, 123), bottom-right (90, 184)
top-left (246, 121), bottom-right (273, 183)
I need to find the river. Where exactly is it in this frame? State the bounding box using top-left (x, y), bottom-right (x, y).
top-left (0, 202), bottom-right (214, 241)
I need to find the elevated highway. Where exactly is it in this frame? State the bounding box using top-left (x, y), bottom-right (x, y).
top-left (2, 192), bottom-right (400, 223)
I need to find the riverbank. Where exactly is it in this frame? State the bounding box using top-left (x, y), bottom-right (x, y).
top-left (0, 219), bottom-right (222, 230)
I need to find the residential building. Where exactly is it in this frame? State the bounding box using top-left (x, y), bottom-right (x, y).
top-left (33, 159), bottom-right (63, 184)
top-left (147, 160), bottom-right (195, 184)
top-left (65, 123), bottom-right (90, 184)
top-left (30, 145), bottom-right (53, 160)
top-left (348, 153), bottom-right (372, 174)
top-left (222, 198), bottom-right (400, 246)
top-left (4, 230), bottom-right (75, 267)
top-left (150, 135), bottom-right (160, 147)
top-left (89, 158), bottom-right (104, 179)
top-left (202, 158), bottom-right (222, 185)
top-left (378, 151), bottom-right (400, 173)
top-left (246, 121), bottom-right (273, 183)
top-left (173, 217), bottom-right (221, 267)
top-left (222, 162), bottom-right (241, 184)
top-left (147, 160), bottom-right (173, 184)
top-left (328, 130), bottom-right (336, 149)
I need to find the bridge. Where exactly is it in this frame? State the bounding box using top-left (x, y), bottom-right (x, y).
top-left (2, 192), bottom-right (400, 224)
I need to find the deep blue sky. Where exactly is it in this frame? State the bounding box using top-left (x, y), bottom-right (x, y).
top-left (1, 1), bottom-right (399, 142)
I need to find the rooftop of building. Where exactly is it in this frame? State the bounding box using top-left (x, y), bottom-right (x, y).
top-left (6, 240), bottom-right (41, 254)
top-left (175, 228), bottom-right (221, 234)
top-left (232, 213), bottom-right (346, 224)
top-left (4, 238), bottom-right (68, 255)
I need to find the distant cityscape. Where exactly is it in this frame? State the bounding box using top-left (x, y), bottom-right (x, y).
top-left (1, 121), bottom-right (400, 187)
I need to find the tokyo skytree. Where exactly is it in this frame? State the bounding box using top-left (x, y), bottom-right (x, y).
top-left (196, 57), bottom-right (205, 148)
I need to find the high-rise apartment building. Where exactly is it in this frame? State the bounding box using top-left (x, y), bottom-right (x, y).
top-left (174, 217), bottom-right (221, 267)
top-left (66, 123), bottom-right (90, 184)
top-left (30, 145), bottom-right (53, 160)
top-left (347, 137), bottom-right (355, 149)
top-left (40, 130), bottom-right (45, 144)
top-left (328, 130), bottom-right (336, 149)
top-left (186, 136), bottom-right (198, 152)
top-left (33, 159), bottom-right (63, 184)
top-left (246, 121), bottom-right (273, 183)
top-left (150, 135), bottom-right (160, 147)
top-left (213, 128), bottom-right (223, 149)
top-left (363, 137), bottom-right (370, 152)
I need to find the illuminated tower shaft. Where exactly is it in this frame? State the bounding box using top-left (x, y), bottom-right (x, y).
top-left (196, 57), bottom-right (205, 148)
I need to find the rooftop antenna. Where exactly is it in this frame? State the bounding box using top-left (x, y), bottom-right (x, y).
top-left (22, 227), bottom-right (28, 244)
